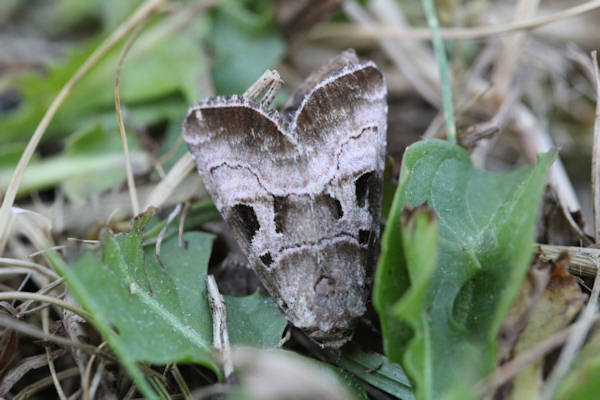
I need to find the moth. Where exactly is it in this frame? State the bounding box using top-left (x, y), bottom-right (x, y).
top-left (183, 50), bottom-right (387, 348)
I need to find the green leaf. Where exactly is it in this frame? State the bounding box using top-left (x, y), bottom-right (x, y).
top-left (209, 3), bottom-right (285, 95)
top-left (0, 14), bottom-right (207, 144)
top-left (337, 345), bottom-right (414, 399)
top-left (0, 123), bottom-right (150, 199)
top-left (54, 210), bottom-right (287, 398)
top-left (374, 139), bottom-right (554, 399)
top-left (143, 201), bottom-right (221, 243)
top-left (225, 291), bottom-right (287, 348)
top-left (53, 213), bottom-right (215, 398)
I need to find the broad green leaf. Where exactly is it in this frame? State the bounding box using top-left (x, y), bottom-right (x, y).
top-left (143, 201), bottom-right (221, 243)
top-left (337, 345), bottom-right (414, 399)
top-left (54, 213), bottom-right (215, 398)
top-left (374, 139), bottom-right (554, 400)
top-left (209, 2), bottom-right (285, 95)
top-left (0, 12), bottom-right (207, 144)
top-left (54, 212), bottom-right (286, 399)
top-left (0, 123), bottom-right (150, 199)
top-left (225, 291), bottom-right (286, 348)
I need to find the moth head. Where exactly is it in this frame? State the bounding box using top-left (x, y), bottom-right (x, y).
top-left (305, 325), bottom-right (356, 349)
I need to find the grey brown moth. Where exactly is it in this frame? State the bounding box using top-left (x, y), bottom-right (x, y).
top-left (183, 50), bottom-right (387, 348)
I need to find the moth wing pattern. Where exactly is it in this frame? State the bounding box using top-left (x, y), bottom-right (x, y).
top-left (183, 49), bottom-right (387, 347)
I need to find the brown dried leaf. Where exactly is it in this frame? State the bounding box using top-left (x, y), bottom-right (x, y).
top-left (498, 257), bottom-right (585, 400)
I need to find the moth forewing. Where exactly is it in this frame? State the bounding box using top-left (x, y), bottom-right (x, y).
top-left (183, 49), bottom-right (387, 348)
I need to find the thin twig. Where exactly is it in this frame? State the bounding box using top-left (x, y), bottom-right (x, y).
top-left (537, 244), bottom-right (599, 278)
top-left (0, 0), bottom-right (166, 253)
top-left (309, 0), bottom-right (600, 41)
top-left (539, 257), bottom-right (600, 400)
top-left (591, 51), bottom-right (600, 242)
top-left (205, 275), bottom-right (234, 380)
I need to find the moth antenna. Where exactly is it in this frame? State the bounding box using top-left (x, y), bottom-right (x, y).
top-left (261, 73), bottom-right (283, 107)
top-left (244, 69), bottom-right (283, 107)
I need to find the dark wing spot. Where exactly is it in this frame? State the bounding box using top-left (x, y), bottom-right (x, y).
top-left (355, 170), bottom-right (382, 217)
top-left (273, 196), bottom-right (286, 233)
top-left (260, 252), bottom-right (273, 267)
top-left (358, 229), bottom-right (370, 244)
top-left (318, 193), bottom-right (343, 220)
top-left (355, 171), bottom-right (375, 208)
top-left (228, 204), bottom-right (260, 241)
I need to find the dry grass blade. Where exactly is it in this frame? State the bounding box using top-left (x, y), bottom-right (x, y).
top-left (82, 342), bottom-right (107, 400)
top-left (592, 51), bottom-right (600, 242)
top-left (0, 258), bottom-right (59, 280)
top-left (15, 277), bottom-right (65, 318)
top-left (13, 367), bottom-right (80, 400)
top-left (114, 23), bottom-right (150, 217)
top-left (0, 314), bottom-right (101, 356)
top-left (491, 0), bottom-right (540, 100)
top-left (478, 314), bottom-right (600, 396)
top-left (169, 364), bottom-right (193, 399)
top-left (45, 337), bottom-right (67, 400)
top-left (38, 304), bottom-right (68, 400)
top-left (143, 153), bottom-right (200, 210)
top-left (0, 0), bottom-right (166, 254)
top-left (0, 292), bottom-right (88, 318)
top-left (0, 350), bottom-right (66, 396)
top-left (310, 0), bottom-right (600, 41)
top-left (343, 0), bottom-right (440, 107)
